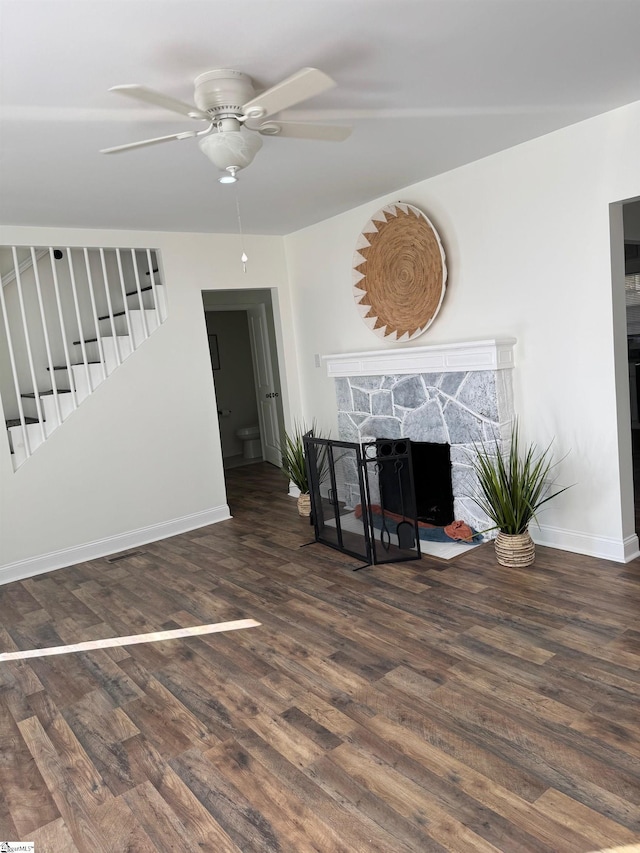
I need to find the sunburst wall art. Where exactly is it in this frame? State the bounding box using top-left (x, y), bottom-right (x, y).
top-left (352, 202), bottom-right (447, 341)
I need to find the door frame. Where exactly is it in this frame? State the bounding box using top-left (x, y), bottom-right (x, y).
top-left (204, 298), bottom-right (284, 467)
top-left (612, 198), bottom-right (640, 560)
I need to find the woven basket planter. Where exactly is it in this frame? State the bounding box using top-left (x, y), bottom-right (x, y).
top-left (494, 530), bottom-right (535, 568)
top-left (297, 493), bottom-right (311, 517)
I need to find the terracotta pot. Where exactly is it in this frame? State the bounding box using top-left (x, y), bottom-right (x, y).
top-left (297, 493), bottom-right (311, 517)
top-left (494, 530), bottom-right (535, 568)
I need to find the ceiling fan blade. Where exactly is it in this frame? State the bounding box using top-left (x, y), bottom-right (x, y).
top-left (100, 130), bottom-right (198, 154)
top-left (109, 85), bottom-right (208, 120)
top-left (242, 67), bottom-right (335, 120)
top-left (255, 121), bottom-right (352, 141)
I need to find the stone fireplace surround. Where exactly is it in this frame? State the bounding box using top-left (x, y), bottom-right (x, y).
top-left (323, 339), bottom-right (516, 532)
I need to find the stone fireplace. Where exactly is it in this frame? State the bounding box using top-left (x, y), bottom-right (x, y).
top-left (323, 338), bottom-right (516, 531)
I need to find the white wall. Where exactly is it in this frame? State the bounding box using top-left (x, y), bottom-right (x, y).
top-left (0, 226), bottom-right (293, 578)
top-left (284, 100), bottom-right (640, 562)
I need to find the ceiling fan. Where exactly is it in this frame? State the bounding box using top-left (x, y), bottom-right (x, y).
top-left (101, 67), bottom-right (352, 182)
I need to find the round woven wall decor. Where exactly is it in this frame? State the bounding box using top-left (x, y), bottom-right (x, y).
top-left (353, 202), bottom-right (447, 341)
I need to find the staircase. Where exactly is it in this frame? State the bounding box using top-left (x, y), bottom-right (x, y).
top-left (0, 246), bottom-right (167, 469)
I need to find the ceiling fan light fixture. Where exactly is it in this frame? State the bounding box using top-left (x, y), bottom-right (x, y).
top-left (198, 125), bottom-right (263, 172)
top-left (218, 167), bottom-right (238, 184)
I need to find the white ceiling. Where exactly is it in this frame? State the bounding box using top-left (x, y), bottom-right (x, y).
top-left (1, 0), bottom-right (639, 236)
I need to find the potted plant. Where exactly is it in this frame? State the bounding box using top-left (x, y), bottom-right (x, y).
top-left (468, 422), bottom-right (570, 567)
top-left (279, 422), bottom-right (316, 516)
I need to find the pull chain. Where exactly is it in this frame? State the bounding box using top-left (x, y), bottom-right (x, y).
top-left (235, 189), bottom-right (248, 273)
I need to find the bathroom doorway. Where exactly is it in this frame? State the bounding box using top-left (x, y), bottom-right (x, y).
top-left (623, 200), bottom-right (640, 532)
top-left (202, 289), bottom-right (284, 470)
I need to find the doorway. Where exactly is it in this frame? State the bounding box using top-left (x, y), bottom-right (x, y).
top-left (623, 200), bottom-right (640, 531)
top-left (202, 289), bottom-right (285, 471)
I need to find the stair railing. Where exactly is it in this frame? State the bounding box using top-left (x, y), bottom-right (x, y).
top-left (129, 248), bottom-right (149, 338)
top-left (146, 248), bottom-right (162, 327)
top-left (82, 247), bottom-right (107, 382)
top-left (99, 248), bottom-right (123, 367)
top-left (67, 248), bottom-right (93, 396)
top-left (12, 246), bottom-right (47, 441)
top-left (0, 244), bottom-right (166, 468)
top-left (0, 255), bottom-right (37, 457)
top-left (115, 248), bottom-right (136, 345)
top-left (49, 246), bottom-right (79, 412)
top-left (32, 247), bottom-right (64, 427)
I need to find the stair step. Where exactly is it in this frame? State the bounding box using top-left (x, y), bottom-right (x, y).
top-left (96, 306), bottom-right (160, 321)
top-left (97, 310), bottom-right (126, 321)
top-left (47, 362), bottom-right (101, 371)
top-left (72, 334), bottom-right (137, 345)
top-left (126, 283), bottom-right (157, 296)
top-left (73, 319), bottom-right (154, 347)
top-left (74, 291), bottom-right (163, 327)
top-left (5, 417), bottom-right (39, 428)
top-left (22, 389), bottom-right (71, 398)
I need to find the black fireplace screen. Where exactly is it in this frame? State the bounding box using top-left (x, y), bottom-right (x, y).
top-left (303, 433), bottom-right (421, 566)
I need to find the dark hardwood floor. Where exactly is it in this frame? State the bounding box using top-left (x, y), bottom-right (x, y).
top-left (1, 462), bottom-right (639, 852)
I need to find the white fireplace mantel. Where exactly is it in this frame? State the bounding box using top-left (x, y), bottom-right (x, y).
top-left (323, 338), bottom-right (516, 378)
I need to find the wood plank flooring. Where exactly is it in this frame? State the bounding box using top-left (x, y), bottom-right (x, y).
top-left (1, 461), bottom-right (639, 852)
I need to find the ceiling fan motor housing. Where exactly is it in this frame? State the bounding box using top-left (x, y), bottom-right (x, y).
top-left (193, 69), bottom-right (255, 115)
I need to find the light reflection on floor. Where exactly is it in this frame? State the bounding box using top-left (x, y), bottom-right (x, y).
top-left (0, 618), bottom-right (261, 662)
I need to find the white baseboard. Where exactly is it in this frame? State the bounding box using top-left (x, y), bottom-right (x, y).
top-left (288, 482), bottom-right (301, 498)
top-left (532, 524), bottom-right (640, 564)
top-left (0, 504), bottom-right (232, 586)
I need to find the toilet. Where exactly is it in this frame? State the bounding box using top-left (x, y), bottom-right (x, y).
top-left (235, 425), bottom-right (262, 460)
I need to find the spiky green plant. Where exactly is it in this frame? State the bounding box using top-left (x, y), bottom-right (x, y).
top-left (279, 422), bottom-right (312, 493)
top-left (279, 420), bottom-right (331, 494)
top-left (469, 422), bottom-right (570, 534)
